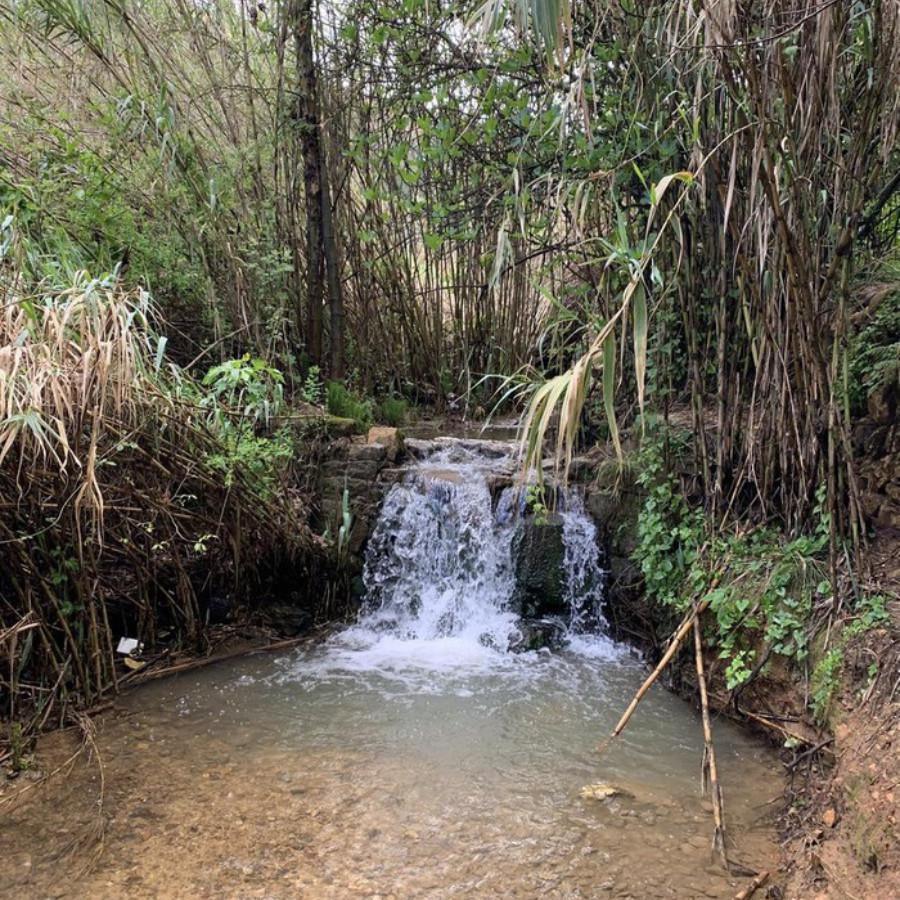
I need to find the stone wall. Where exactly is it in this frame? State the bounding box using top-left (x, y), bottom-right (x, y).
top-left (316, 427), bottom-right (406, 573)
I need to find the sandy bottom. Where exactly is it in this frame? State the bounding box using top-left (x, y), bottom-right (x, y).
top-left (0, 649), bottom-right (782, 899)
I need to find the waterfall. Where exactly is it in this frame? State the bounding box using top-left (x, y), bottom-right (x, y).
top-left (356, 444), bottom-right (608, 654)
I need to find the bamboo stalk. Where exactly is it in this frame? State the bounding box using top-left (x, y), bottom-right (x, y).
top-left (693, 613), bottom-right (728, 869)
top-left (733, 870), bottom-right (769, 900)
top-left (121, 635), bottom-right (314, 687)
top-left (608, 595), bottom-right (711, 741)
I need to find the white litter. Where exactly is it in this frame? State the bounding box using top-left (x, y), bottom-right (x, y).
top-left (116, 637), bottom-right (141, 655)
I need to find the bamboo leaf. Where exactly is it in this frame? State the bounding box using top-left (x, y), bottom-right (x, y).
top-left (633, 284), bottom-right (648, 422)
top-left (603, 331), bottom-right (621, 460)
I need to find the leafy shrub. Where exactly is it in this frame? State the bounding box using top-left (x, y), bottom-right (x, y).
top-left (199, 356), bottom-right (293, 495)
top-left (202, 355), bottom-right (284, 427)
top-left (300, 365), bottom-right (324, 406)
top-left (205, 426), bottom-right (294, 498)
top-left (634, 428), bottom-right (705, 610)
top-left (634, 427), bottom-right (830, 690)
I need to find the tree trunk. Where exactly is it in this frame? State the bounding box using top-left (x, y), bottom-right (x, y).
top-left (294, 0), bottom-right (323, 365)
top-left (293, 0), bottom-right (343, 375)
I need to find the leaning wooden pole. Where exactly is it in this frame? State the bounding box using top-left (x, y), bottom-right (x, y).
top-left (608, 594), bottom-right (712, 741)
top-left (693, 612), bottom-right (728, 869)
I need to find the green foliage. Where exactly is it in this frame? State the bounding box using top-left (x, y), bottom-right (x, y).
top-left (525, 483), bottom-right (549, 526)
top-left (809, 594), bottom-right (889, 724)
top-left (811, 647), bottom-right (845, 725)
top-left (848, 275), bottom-right (900, 413)
top-left (300, 365), bottom-right (324, 406)
top-left (845, 593), bottom-right (890, 637)
top-left (202, 355), bottom-right (284, 427)
top-left (635, 425), bottom-right (891, 709)
top-left (634, 427), bottom-right (705, 609)
top-left (7, 722), bottom-right (32, 773)
top-left (326, 381), bottom-right (373, 429)
top-left (199, 357), bottom-right (293, 496)
top-left (204, 426), bottom-right (294, 498)
top-left (377, 395), bottom-right (408, 427)
top-left (634, 426), bottom-right (831, 691)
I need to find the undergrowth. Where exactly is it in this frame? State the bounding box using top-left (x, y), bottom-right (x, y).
top-left (326, 381), bottom-right (374, 429)
top-left (0, 221), bottom-right (320, 737)
top-left (848, 265), bottom-right (900, 414)
top-left (633, 426), bottom-right (889, 713)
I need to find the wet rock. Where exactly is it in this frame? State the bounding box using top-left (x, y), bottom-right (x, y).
top-left (404, 438), bottom-right (438, 459)
top-left (511, 515), bottom-right (567, 617)
top-left (579, 783), bottom-right (634, 802)
top-left (324, 415), bottom-right (360, 437)
top-left (262, 604), bottom-right (312, 636)
top-left (418, 466), bottom-right (464, 484)
top-left (348, 441), bottom-right (387, 463)
top-left (367, 426), bottom-right (405, 463)
top-left (510, 617), bottom-right (568, 651)
top-left (432, 436), bottom-right (512, 459)
top-left (322, 458), bottom-right (383, 480)
top-left (377, 467), bottom-right (408, 485)
top-left (205, 593), bottom-right (233, 624)
top-left (487, 472), bottom-right (515, 503)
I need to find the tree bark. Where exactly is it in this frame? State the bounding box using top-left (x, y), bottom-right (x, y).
top-left (294, 0), bottom-right (323, 365)
top-left (293, 0), bottom-right (343, 375)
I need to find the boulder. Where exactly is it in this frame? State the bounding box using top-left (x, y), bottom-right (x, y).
top-left (262, 604), bottom-right (312, 636)
top-left (511, 515), bottom-right (567, 618)
top-left (367, 426), bottom-right (405, 463)
top-left (867, 381), bottom-right (898, 424)
top-left (323, 415), bottom-right (360, 437)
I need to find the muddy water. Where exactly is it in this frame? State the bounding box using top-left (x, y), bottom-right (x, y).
top-left (1, 642), bottom-right (780, 899)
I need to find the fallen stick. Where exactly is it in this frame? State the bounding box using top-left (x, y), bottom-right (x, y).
top-left (733, 870), bottom-right (769, 899)
top-left (608, 595), bottom-right (712, 740)
top-left (124, 635), bottom-right (312, 686)
top-left (694, 613), bottom-right (728, 870)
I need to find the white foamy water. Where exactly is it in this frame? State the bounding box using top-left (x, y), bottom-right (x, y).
top-left (282, 442), bottom-right (623, 691)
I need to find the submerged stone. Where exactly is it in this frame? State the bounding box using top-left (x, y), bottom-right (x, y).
top-left (579, 782), bottom-right (633, 802)
top-left (509, 616), bottom-right (568, 652)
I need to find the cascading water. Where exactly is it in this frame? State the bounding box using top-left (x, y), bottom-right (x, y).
top-left (361, 469), bottom-right (520, 650)
top-left (304, 441), bottom-right (619, 679)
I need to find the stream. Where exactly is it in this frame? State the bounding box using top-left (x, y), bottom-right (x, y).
top-left (0, 441), bottom-right (781, 898)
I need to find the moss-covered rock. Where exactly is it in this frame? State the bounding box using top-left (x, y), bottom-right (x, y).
top-left (511, 514), bottom-right (567, 618)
